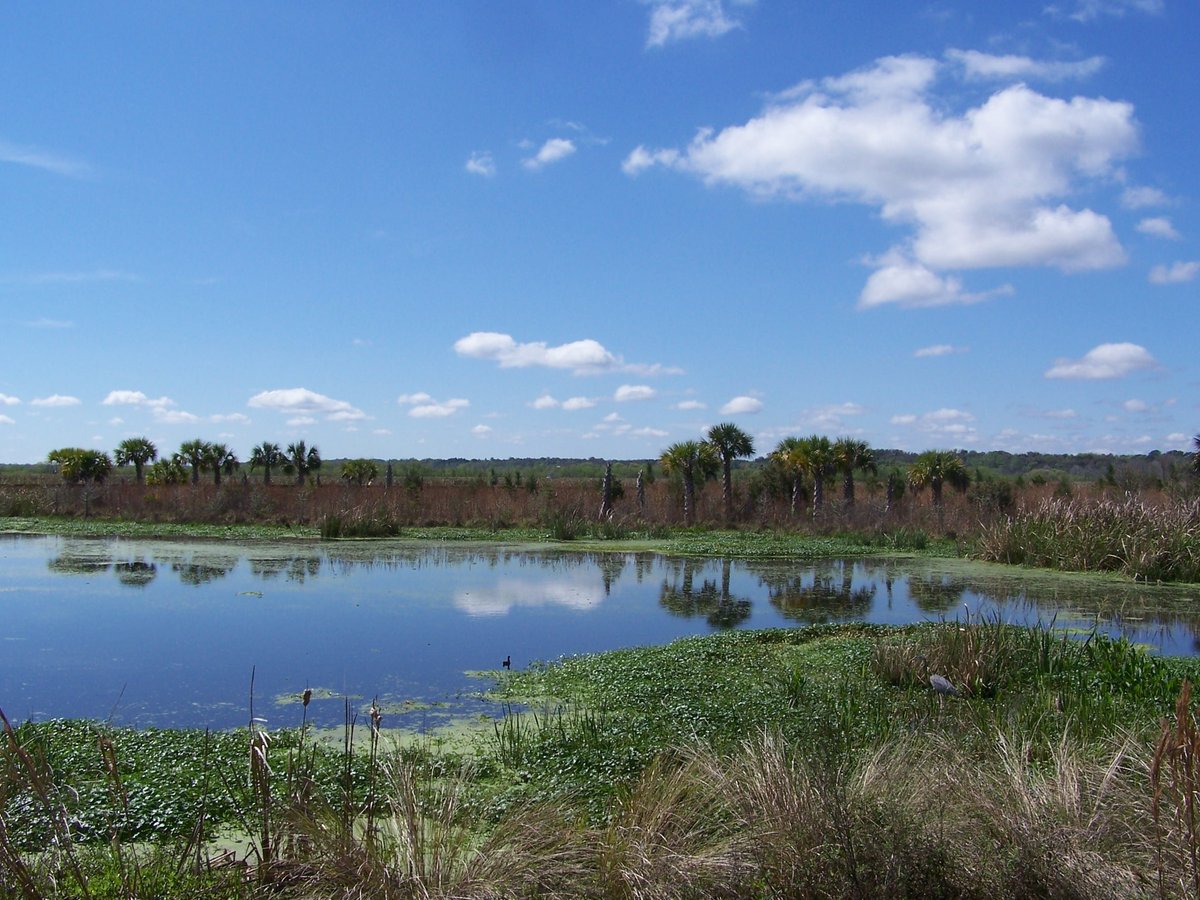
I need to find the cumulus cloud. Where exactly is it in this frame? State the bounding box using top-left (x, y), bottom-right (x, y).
top-left (631, 426), bottom-right (670, 438)
top-left (153, 408), bottom-right (201, 425)
top-left (914, 344), bottom-right (968, 358)
top-left (946, 49), bottom-right (1105, 82)
top-left (455, 332), bottom-right (619, 372)
top-left (1123, 398), bottom-right (1148, 413)
top-left (891, 407), bottom-right (978, 441)
top-left (31, 394), bottom-right (81, 408)
top-left (676, 400), bottom-right (706, 410)
top-left (288, 416), bottom-right (317, 427)
top-left (0, 414), bottom-right (14, 425)
top-left (1150, 261), bottom-right (1200, 284)
top-left (614, 385), bottom-right (656, 402)
top-left (1044, 342), bottom-right (1158, 379)
top-left (248, 387), bottom-right (366, 421)
top-left (1137, 217), bottom-right (1180, 240)
top-left (471, 424), bottom-right (493, 436)
top-left (465, 151), bottom-right (496, 177)
top-left (398, 393), bottom-right (469, 418)
top-left (643, 0), bottom-right (747, 48)
top-left (562, 397), bottom-right (596, 411)
top-left (719, 395), bottom-right (763, 414)
top-left (522, 138), bottom-right (576, 171)
top-left (0, 393), bottom-right (20, 406)
top-left (629, 54), bottom-right (1137, 306)
top-left (102, 390), bottom-right (174, 409)
top-left (531, 394), bottom-right (560, 410)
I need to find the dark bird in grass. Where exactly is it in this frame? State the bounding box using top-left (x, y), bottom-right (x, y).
top-left (502, 655), bottom-right (511, 669)
top-left (915, 655), bottom-right (960, 697)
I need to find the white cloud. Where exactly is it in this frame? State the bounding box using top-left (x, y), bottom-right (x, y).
top-left (405, 396), bottom-right (469, 418)
top-left (455, 332), bottom-right (620, 372)
top-left (719, 395), bottom-right (763, 415)
top-left (1149, 261), bottom-right (1199, 285)
top-left (631, 426), bottom-right (670, 438)
top-left (465, 151), bottom-right (496, 177)
top-left (859, 257), bottom-right (1013, 308)
top-left (1043, 408), bottom-right (1078, 419)
top-left (1121, 185), bottom-right (1169, 209)
top-left (248, 387), bottom-right (366, 421)
top-left (102, 390), bottom-right (174, 409)
top-left (1047, 0), bottom-right (1163, 22)
top-left (287, 416), bottom-right (317, 427)
top-left (914, 344), bottom-right (968, 358)
top-left (153, 408), bottom-right (201, 425)
top-left (622, 145), bottom-right (682, 176)
top-left (31, 394), bottom-right (81, 408)
top-left (614, 385), bottom-right (656, 402)
top-left (946, 49), bottom-right (1105, 82)
top-left (0, 415), bottom-right (14, 425)
top-left (631, 54), bottom-right (1137, 304)
top-left (531, 395), bottom-right (560, 410)
top-left (562, 397), bottom-right (596, 411)
top-left (1044, 342), bottom-right (1158, 379)
top-left (1137, 217), bottom-right (1180, 240)
top-left (0, 393), bottom-right (20, 406)
top-left (1122, 399), bottom-right (1148, 413)
top-left (643, 0), bottom-right (746, 48)
top-left (522, 138), bottom-right (576, 171)
top-left (1167, 432), bottom-right (1188, 445)
top-left (471, 424), bottom-right (493, 436)
top-left (676, 400), bottom-right (706, 410)
top-left (211, 413), bottom-right (251, 424)
top-left (0, 138), bottom-right (91, 178)
top-left (397, 392), bottom-right (433, 405)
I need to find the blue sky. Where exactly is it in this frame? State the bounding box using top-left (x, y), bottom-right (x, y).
top-left (1, 0), bottom-right (1197, 464)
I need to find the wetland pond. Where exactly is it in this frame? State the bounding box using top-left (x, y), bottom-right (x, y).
top-left (2, 534), bottom-right (1198, 732)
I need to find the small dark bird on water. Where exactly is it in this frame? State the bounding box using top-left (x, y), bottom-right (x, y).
top-left (502, 655), bottom-right (511, 669)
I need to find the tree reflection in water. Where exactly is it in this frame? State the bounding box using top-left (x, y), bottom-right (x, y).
top-left (113, 560), bottom-right (157, 588)
top-left (659, 559), bottom-right (752, 630)
top-left (754, 559), bottom-right (877, 624)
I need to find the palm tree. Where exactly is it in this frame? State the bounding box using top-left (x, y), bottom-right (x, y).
top-left (113, 437), bottom-right (157, 484)
top-left (706, 423), bottom-right (755, 521)
top-left (204, 443), bottom-right (239, 485)
top-left (340, 458), bottom-right (379, 486)
top-left (48, 448), bottom-right (113, 484)
top-left (771, 437), bottom-right (808, 516)
top-left (178, 439), bottom-right (210, 485)
top-left (660, 440), bottom-right (718, 525)
top-left (908, 450), bottom-right (970, 525)
top-left (249, 442), bottom-right (285, 485)
top-left (286, 440), bottom-right (322, 486)
top-left (832, 437), bottom-right (876, 508)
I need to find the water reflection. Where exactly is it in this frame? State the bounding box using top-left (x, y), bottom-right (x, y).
top-left (3, 534), bottom-right (1199, 730)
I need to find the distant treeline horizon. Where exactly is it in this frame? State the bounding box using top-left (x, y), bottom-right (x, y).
top-left (3, 447), bottom-right (1193, 485)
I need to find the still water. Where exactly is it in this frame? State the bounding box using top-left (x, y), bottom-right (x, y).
top-left (2, 534), bottom-right (1198, 731)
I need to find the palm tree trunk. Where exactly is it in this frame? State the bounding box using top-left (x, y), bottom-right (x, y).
top-left (812, 475), bottom-right (824, 517)
top-left (722, 459), bottom-right (733, 520)
top-left (843, 473), bottom-right (854, 507)
top-left (683, 473), bottom-right (695, 525)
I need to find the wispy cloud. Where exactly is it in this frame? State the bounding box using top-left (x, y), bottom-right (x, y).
top-left (1045, 0), bottom-right (1163, 23)
top-left (1150, 261), bottom-right (1199, 284)
top-left (946, 49), bottom-right (1105, 82)
top-left (643, 0), bottom-right (749, 48)
top-left (0, 138), bottom-right (92, 178)
top-left (22, 270), bottom-right (140, 286)
top-left (1137, 217), bottom-right (1180, 240)
top-left (466, 151), bottom-right (496, 177)
top-left (614, 385), bottom-right (656, 402)
top-left (914, 344), bottom-right (969, 358)
top-left (1044, 342), bottom-right (1159, 379)
top-left (25, 318), bottom-right (74, 329)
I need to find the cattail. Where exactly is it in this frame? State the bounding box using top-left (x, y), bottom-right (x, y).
top-left (302, 688), bottom-right (312, 708)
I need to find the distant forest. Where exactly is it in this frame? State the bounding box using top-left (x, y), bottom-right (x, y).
top-left (9, 448), bottom-right (1191, 488)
